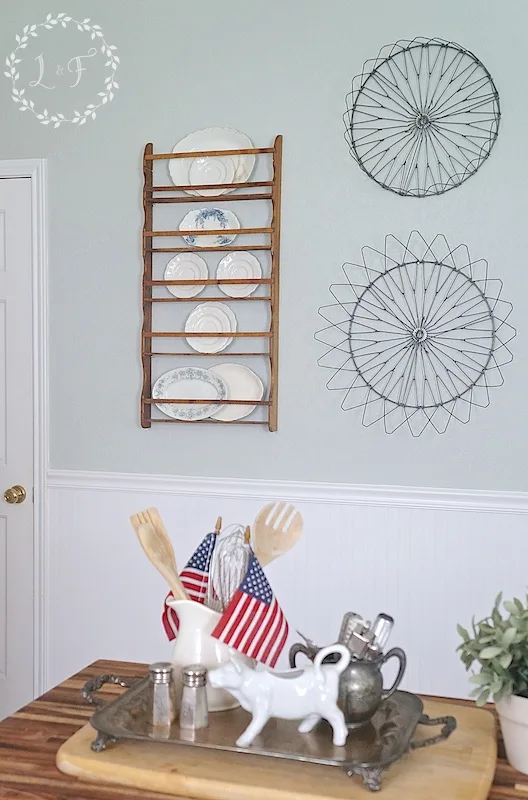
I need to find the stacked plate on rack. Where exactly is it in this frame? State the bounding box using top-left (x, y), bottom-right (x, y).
top-left (184, 302), bottom-right (237, 353)
top-left (169, 127), bottom-right (255, 196)
top-left (153, 364), bottom-right (264, 422)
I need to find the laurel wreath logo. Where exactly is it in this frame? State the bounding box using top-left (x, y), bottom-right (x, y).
top-left (4, 13), bottom-right (119, 128)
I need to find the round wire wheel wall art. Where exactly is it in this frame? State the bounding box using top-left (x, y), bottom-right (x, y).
top-left (315, 232), bottom-right (515, 436)
top-left (344, 38), bottom-right (501, 197)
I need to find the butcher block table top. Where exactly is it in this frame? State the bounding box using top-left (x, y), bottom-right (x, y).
top-left (0, 658), bottom-right (524, 800)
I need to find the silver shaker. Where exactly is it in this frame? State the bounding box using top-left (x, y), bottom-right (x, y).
top-left (371, 613), bottom-right (394, 651)
top-left (148, 662), bottom-right (176, 730)
top-left (180, 664), bottom-right (208, 731)
top-left (338, 612), bottom-right (363, 646)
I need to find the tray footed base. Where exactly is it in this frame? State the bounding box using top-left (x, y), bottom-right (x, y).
top-left (57, 698), bottom-right (496, 800)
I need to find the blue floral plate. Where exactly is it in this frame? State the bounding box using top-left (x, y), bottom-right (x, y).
top-left (180, 208), bottom-right (240, 247)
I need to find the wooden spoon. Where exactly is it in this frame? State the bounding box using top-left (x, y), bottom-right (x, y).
top-left (251, 501), bottom-right (303, 567)
top-left (130, 507), bottom-right (188, 600)
top-left (130, 508), bottom-right (177, 569)
top-left (135, 522), bottom-right (188, 601)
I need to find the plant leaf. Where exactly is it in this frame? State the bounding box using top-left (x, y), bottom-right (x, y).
top-left (476, 689), bottom-right (490, 706)
top-left (499, 652), bottom-right (513, 669)
top-left (503, 627), bottom-right (517, 645)
top-left (479, 646), bottom-right (503, 659)
top-left (469, 674), bottom-right (489, 685)
top-left (457, 624), bottom-right (470, 641)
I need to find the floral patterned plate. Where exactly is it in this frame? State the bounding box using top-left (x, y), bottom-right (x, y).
top-left (179, 208), bottom-right (240, 248)
top-left (152, 367), bottom-right (227, 421)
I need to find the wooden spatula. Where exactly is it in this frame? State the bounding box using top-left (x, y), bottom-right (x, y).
top-left (130, 508), bottom-right (188, 601)
top-left (251, 501), bottom-right (303, 567)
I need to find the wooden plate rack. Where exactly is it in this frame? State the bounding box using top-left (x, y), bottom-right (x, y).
top-left (141, 136), bottom-right (282, 430)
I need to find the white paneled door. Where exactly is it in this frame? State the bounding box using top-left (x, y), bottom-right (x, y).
top-left (0, 178), bottom-right (34, 719)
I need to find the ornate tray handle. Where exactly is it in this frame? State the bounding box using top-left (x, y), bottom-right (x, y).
top-left (82, 674), bottom-right (132, 708)
top-left (346, 713), bottom-right (457, 791)
top-left (82, 674), bottom-right (133, 751)
top-left (408, 713), bottom-right (457, 751)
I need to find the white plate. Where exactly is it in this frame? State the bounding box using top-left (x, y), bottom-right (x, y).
top-left (164, 253), bottom-right (208, 298)
top-left (180, 208), bottom-right (240, 248)
top-left (217, 252), bottom-right (262, 297)
top-left (185, 301), bottom-right (237, 353)
top-left (188, 155), bottom-right (235, 196)
top-left (210, 364), bottom-right (264, 421)
top-left (152, 367), bottom-right (227, 421)
top-left (169, 128), bottom-right (255, 197)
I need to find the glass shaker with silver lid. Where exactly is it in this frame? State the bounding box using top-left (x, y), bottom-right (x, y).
top-left (180, 664), bottom-right (208, 731)
top-left (148, 661), bottom-right (177, 732)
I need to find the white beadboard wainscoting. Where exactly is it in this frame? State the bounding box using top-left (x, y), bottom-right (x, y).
top-left (45, 470), bottom-right (528, 698)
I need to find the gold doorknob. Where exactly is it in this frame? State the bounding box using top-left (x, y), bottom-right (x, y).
top-left (4, 485), bottom-right (27, 504)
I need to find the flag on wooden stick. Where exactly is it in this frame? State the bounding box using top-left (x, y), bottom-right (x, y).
top-left (211, 553), bottom-right (289, 668)
top-left (162, 531), bottom-right (216, 640)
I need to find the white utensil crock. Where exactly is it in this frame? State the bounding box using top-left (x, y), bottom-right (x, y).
top-left (167, 598), bottom-right (252, 712)
top-left (497, 694), bottom-right (528, 775)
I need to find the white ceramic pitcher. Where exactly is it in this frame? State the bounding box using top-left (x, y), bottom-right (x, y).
top-left (167, 598), bottom-right (253, 712)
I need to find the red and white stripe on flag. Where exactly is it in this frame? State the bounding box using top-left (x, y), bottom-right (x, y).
top-left (161, 532), bottom-right (216, 641)
top-left (211, 555), bottom-right (289, 667)
top-left (162, 591), bottom-right (179, 641)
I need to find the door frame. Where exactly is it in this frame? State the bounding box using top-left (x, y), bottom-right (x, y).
top-left (0, 159), bottom-right (48, 697)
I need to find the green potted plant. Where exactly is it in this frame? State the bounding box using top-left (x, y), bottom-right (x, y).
top-left (457, 592), bottom-right (528, 775)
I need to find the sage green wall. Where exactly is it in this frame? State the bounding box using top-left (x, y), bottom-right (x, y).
top-left (2, 0), bottom-right (526, 489)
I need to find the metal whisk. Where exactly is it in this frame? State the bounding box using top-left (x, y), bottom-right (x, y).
top-left (206, 524), bottom-right (251, 612)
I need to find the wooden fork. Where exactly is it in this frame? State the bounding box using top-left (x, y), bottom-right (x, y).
top-left (251, 501), bottom-right (303, 567)
top-left (130, 507), bottom-right (188, 600)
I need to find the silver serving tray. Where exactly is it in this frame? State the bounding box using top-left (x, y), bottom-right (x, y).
top-left (82, 674), bottom-right (456, 792)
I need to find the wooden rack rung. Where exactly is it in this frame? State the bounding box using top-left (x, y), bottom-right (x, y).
top-left (151, 245), bottom-right (271, 253)
top-left (149, 180), bottom-right (273, 192)
top-left (145, 296), bottom-right (272, 303)
top-left (146, 278), bottom-right (270, 286)
top-left (149, 351), bottom-right (269, 357)
top-left (148, 418), bottom-right (267, 425)
top-left (145, 147), bottom-right (274, 160)
top-left (146, 398), bottom-right (270, 406)
top-left (144, 331), bottom-right (271, 338)
top-left (145, 227), bottom-right (271, 238)
top-left (146, 193), bottom-right (272, 204)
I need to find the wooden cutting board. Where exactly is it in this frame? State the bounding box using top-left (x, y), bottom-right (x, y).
top-left (56, 699), bottom-right (496, 800)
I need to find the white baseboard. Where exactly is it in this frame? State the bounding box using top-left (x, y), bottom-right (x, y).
top-left (47, 469), bottom-right (528, 514)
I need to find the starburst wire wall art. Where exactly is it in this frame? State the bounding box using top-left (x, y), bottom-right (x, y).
top-left (315, 233), bottom-right (515, 437)
top-left (344, 38), bottom-right (500, 196)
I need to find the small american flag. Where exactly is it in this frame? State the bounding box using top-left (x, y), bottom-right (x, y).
top-left (211, 553), bottom-right (289, 667)
top-left (162, 531), bottom-right (216, 641)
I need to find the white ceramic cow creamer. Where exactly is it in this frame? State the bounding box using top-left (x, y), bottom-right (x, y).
top-left (208, 644), bottom-right (351, 747)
